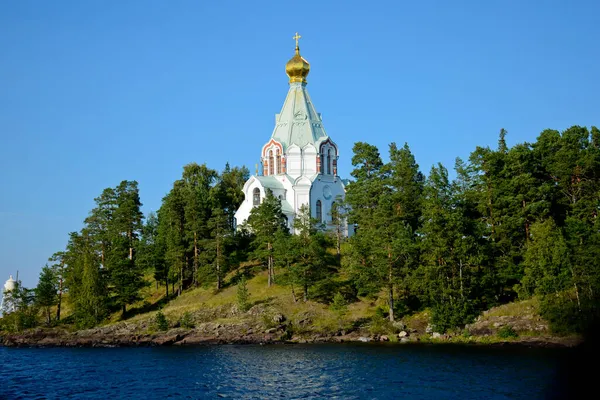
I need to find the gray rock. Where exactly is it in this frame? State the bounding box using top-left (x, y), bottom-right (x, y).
top-left (398, 330), bottom-right (409, 338)
top-left (272, 314), bottom-right (286, 323)
top-left (358, 337), bottom-right (371, 342)
top-left (392, 321), bottom-right (406, 331)
top-left (400, 337), bottom-right (410, 343)
top-left (380, 335), bottom-right (389, 342)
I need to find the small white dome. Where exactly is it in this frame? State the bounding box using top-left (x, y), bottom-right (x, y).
top-left (4, 275), bottom-right (16, 292)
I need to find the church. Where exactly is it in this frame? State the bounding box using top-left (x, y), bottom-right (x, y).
top-left (234, 34), bottom-right (353, 236)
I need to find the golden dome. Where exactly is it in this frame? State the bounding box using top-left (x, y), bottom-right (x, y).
top-left (286, 33), bottom-right (310, 83)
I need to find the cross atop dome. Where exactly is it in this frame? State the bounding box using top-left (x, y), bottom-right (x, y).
top-left (293, 32), bottom-right (301, 49)
top-left (286, 32), bottom-right (310, 84)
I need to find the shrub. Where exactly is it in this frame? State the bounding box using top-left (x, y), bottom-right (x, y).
top-left (237, 276), bottom-right (250, 312)
top-left (431, 299), bottom-right (477, 333)
top-left (155, 310), bottom-right (169, 331)
top-left (180, 311), bottom-right (194, 329)
top-left (497, 325), bottom-right (518, 339)
top-left (330, 292), bottom-right (347, 317)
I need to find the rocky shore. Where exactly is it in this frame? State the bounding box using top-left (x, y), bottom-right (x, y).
top-left (0, 324), bottom-right (580, 349)
top-left (0, 300), bottom-right (582, 349)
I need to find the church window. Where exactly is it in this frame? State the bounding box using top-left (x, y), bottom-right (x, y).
top-left (269, 150), bottom-right (274, 175)
top-left (253, 188), bottom-right (260, 206)
top-left (320, 153), bottom-right (324, 174)
top-left (331, 201), bottom-right (337, 221)
top-left (316, 200), bottom-right (322, 222)
top-left (327, 149), bottom-right (332, 175)
top-left (276, 149), bottom-right (281, 174)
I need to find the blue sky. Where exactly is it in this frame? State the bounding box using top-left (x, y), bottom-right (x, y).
top-left (1, 0), bottom-right (599, 287)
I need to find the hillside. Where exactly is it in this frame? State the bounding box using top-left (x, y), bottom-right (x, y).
top-left (0, 270), bottom-right (581, 348)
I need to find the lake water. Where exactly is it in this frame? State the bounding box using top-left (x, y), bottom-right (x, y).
top-left (0, 343), bottom-right (569, 399)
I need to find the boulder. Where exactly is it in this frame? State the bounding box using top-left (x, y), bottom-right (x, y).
top-left (398, 331), bottom-right (409, 338)
top-left (272, 314), bottom-right (286, 323)
top-left (380, 335), bottom-right (389, 342)
top-left (392, 321), bottom-right (406, 331)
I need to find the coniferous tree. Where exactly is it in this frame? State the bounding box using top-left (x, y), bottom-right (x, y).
top-left (48, 251), bottom-right (66, 321)
top-left (159, 180), bottom-right (187, 296)
top-left (246, 189), bottom-right (288, 287)
top-left (35, 265), bottom-right (58, 325)
top-left (182, 163), bottom-right (217, 287)
top-left (110, 180), bottom-right (145, 315)
top-left (289, 204), bottom-right (332, 302)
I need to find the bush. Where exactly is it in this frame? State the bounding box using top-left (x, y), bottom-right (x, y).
top-left (179, 312), bottom-right (194, 329)
top-left (155, 310), bottom-right (169, 331)
top-left (540, 294), bottom-right (600, 335)
top-left (431, 299), bottom-right (477, 333)
top-left (497, 325), bottom-right (519, 339)
top-left (330, 292), bottom-right (347, 317)
top-left (237, 276), bottom-right (250, 312)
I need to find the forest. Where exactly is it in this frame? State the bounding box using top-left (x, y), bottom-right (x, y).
top-left (2, 125), bottom-right (599, 336)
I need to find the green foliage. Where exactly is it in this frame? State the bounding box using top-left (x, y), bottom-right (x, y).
top-left (179, 311), bottom-right (195, 329)
top-left (430, 299), bottom-right (477, 334)
top-left (35, 265), bottom-right (58, 325)
top-left (0, 282), bottom-right (39, 332)
top-left (236, 276), bottom-right (250, 312)
top-left (155, 310), bottom-right (169, 331)
top-left (35, 124), bottom-right (600, 336)
top-left (330, 292), bottom-right (348, 317)
top-left (247, 189), bottom-right (288, 286)
top-left (497, 325), bottom-right (519, 339)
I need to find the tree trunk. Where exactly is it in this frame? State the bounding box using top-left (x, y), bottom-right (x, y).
top-left (129, 230), bottom-right (133, 260)
top-left (194, 231), bottom-right (198, 287)
top-left (267, 242), bottom-right (273, 287)
top-left (122, 304), bottom-right (126, 316)
top-left (56, 272), bottom-right (63, 321)
top-left (388, 260), bottom-right (394, 322)
top-left (459, 259), bottom-right (464, 299)
top-left (216, 238), bottom-right (221, 290)
top-left (388, 283), bottom-right (395, 322)
top-left (291, 284), bottom-right (297, 303)
top-left (179, 261), bottom-right (183, 296)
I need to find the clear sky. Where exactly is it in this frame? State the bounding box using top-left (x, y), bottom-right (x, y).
top-left (1, 0), bottom-right (599, 287)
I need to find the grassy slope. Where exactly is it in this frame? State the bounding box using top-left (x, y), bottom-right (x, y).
top-left (52, 269), bottom-right (577, 344)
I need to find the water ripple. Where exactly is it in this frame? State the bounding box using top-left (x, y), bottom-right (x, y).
top-left (0, 344), bottom-right (563, 399)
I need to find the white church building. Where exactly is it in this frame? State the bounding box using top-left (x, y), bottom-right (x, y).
top-left (234, 34), bottom-right (352, 236)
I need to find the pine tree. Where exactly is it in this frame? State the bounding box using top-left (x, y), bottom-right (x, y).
top-left (289, 204), bottom-right (332, 302)
top-left (35, 265), bottom-right (58, 325)
top-left (110, 180), bottom-right (146, 316)
top-left (48, 251), bottom-right (66, 321)
top-left (182, 163), bottom-right (217, 287)
top-left (246, 189), bottom-right (288, 287)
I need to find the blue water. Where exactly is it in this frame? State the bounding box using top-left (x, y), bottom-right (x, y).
top-left (0, 343), bottom-right (564, 399)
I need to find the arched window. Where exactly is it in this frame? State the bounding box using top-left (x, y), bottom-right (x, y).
top-left (253, 188), bottom-right (260, 206)
top-left (320, 152), bottom-right (324, 174)
top-left (276, 149), bottom-right (281, 174)
top-left (331, 201), bottom-right (337, 221)
top-left (327, 149), bottom-right (332, 175)
top-left (268, 150), bottom-right (274, 175)
top-left (316, 200), bottom-right (322, 222)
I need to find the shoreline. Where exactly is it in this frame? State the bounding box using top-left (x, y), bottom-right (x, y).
top-left (0, 329), bottom-right (581, 349)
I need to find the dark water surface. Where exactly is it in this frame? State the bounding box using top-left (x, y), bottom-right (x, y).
top-left (0, 343), bottom-right (565, 399)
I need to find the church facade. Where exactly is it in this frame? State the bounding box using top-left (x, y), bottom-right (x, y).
top-left (234, 35), bottom-right (352, 236)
